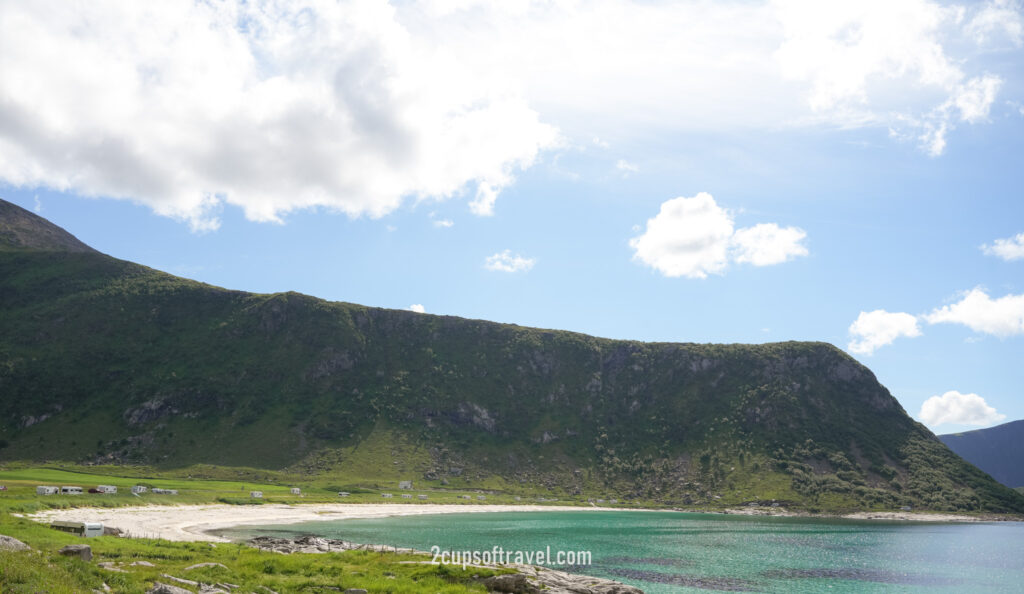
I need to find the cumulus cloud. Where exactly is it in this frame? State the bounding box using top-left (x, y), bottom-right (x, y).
top-left (433, 219), bottom-right (454, 228)
top-left (629, 193), bottom-right (807, 279)
top-left (982, 232), bottom-right (1024, 261)
top-left (924, 288), bottom-right (1024, 336)
top-left (0, 0), bottom-right (1015, 228)
top-left (919, 390), bottom-right (1006, 427)
top-left (847, 310), bottom-right (923, 355)
top-left (485, 250), bottom-right (534, 273)
top-left (408, 304), bottom-right (426, 313)
top-left (0, 1), bottom-right (557, 230)
top-left (731, 223), bottom-right (809, 266)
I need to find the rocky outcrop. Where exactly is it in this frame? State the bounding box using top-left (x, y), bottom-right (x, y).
top-left (58, 544), bottom-right (92, 561)
top-left (0, 535), bottom-right (31, 551)
top-left (246, 536), bottom-right (644, 594)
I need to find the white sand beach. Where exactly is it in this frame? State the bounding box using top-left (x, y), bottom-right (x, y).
top-left (27, 504), bottom-right (631, 542)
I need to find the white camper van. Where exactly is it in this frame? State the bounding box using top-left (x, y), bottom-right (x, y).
top-left (51, 520), bottom-right (104, 538)
top-left (60, 486), bottom-right (83, 495)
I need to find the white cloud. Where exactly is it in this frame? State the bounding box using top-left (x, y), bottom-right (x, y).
top-left (0, 0), bottom-right (1015, 228)
top-left (731, 223), bottom-right (809, 266)
top-left (982, 232), bottom-right (1024, 261)
top-left (0, 1), bottom-right (557, 230)
top-left (433, 218), bottom-right (454, 228)
top-left (965, 0), bottom-right (1024, 46)
top-left (919, 390), bottom-right (1006, 427)
top-left (629, 193), bottom-right (808, 279)
top-left (847, 309), bottom-right (923, 355)
top-left (408, 304), bottom-right (426, 313)
top-left (924, 288), bottom-right (1024, 336)
top-left (615, 159), bottom-right (639, 174)
top-left (485, 250), bottom-right (534, 273)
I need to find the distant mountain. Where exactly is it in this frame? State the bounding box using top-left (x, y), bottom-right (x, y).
top-left (2, 198), bottom-right (1023, 513)
top-left (940, 420), bottom-right (1024, 488)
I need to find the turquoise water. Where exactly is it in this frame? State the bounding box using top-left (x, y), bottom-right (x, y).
top-left (217, 511), bottom-right (1024, 593)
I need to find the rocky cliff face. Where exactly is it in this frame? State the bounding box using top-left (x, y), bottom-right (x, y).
top-left (2, 197), bottom-right (1022, 513)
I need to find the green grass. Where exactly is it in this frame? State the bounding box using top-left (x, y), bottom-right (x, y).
top-left (0, 511), bottom-right (502, 593)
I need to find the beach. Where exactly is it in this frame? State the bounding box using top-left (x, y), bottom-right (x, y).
top-left (26, 503), bottom-right (632, 542)
top-left (24, 503), bottom-right (1003, 544)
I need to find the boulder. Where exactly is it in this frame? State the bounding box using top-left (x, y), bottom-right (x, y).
top-left (0, 535), bottom-right (31, 551)
top-left (147, 583), bottom-right (193, 594)
top-left (481, 574), bottom-right (539, 594)
top-left (58, 544), bottom-right (92, 561)
top-left (185, 561), bottom-right (228, 570)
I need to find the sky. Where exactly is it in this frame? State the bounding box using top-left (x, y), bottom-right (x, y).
top-left (1, 0), bottom-right (1022, 434)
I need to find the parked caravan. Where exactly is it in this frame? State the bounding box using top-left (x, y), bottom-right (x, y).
top-left (96, 485), bottom-right (117, 494)
top-left (37, 486), bottom-right (58, 495)
top-left (61, 486), bottom-right (83, 495)
top-left (50, 520), bottom-right (104, 538)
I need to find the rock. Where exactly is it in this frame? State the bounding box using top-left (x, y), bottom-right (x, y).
top-left (481, 573), bottom-right (539, 593)
top-left (343, 590), bottom-right (368, 594)
top-left (147, 583), bottom-right (193, 594)
top-left (0, 535), bottom-right (31, 551)
top-left (97, 561), bottom-right (127, 572)
top-left (130, 560), bottom-right (156, 567)
top-left (185, 561), bottom-right (228, 570)
top-left (103, 526), bottom-right (124, 537)
top-left (58, 544), bottom-right (92, 561)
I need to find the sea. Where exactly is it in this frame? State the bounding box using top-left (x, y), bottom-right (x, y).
top-left (214, 510), bottom-right (1024, 593)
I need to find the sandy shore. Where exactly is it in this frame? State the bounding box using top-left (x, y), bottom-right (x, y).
top-left (722, 507), bottom-right (1004, 522)
top-left (26, 503), bottom-right (631, 542)
top-left (26, 503), bottom-right (1011, 543)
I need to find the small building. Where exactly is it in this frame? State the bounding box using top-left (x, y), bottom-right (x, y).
top-left (250, 491), bottom-right (263, 499)
top-left (382, 493), bottom-right (393, 498)
top-left (131, 485), bottom-right (148, 494)
top-left (51, 520), bottom-right (104, 538)
top-left (399, 481), bottom-right (413, 490)
top-left (61, 486), bottom-right (83, 495)
top-left (418, 494), bottom-right (428, 500)
top-left (96, 485), bottom-right (117, 494)
top-left (37, 486), bottom-right (58, 495)
top-left (290, 487), bottom-right (301, 495)
top-left (338, 491), bottom-right (350, 497)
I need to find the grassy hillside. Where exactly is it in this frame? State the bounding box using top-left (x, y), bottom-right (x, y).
top-left (2, 198), bottom-right (1023, 514)
top-left (940, 420), bottom-right (1024, 488)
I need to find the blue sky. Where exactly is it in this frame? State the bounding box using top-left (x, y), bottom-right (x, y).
top-left (1, 0), bottom-right (1022, 434)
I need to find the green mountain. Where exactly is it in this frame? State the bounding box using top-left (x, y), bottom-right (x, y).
top-left (940, 420), bottom-right (1024, 488)
top-left (1, 198), bottom-right (1022, 513)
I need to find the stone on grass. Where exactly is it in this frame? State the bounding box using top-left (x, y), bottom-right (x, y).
top-left (0, 535), bottom-right (31, 551)
top-left (147, 582), bottom-right (193, 594)
top-left (58, 544), bottom-right (92, 561)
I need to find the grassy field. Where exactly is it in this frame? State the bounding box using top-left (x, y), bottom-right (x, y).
top-left (0, 465), bottom-right (526, 593)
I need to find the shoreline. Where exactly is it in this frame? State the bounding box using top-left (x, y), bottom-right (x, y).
top-left (25, 503), bottom-right (1013, 543)
top-left (27, 503), bottom-right (639, 542)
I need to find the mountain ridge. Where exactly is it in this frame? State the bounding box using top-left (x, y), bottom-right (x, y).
top-left (940, 420), bottom-right (1024, 488)
top-left (1, 197), bottom-right (1022, 513)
